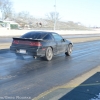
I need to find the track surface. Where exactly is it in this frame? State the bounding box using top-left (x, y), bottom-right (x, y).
top-left (0, 41), bottom-right (100, 99)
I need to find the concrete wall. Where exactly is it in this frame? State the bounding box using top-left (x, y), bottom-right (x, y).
top-left (0, 30), bottom-right (100, 37)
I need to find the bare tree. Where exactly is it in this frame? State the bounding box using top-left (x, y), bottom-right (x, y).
top-left (46, 12), bottom-right (61, 29)
top-left (0, 0), bottom-right (13, 20)
top-left (14, 11), bottom-right (35, 28)
top-left (46, 12), bottom-right (60, 22)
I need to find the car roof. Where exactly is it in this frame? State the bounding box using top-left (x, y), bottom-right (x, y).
top-left (26, 31), bottom-right (56, 34)
top-left (25, 31), bottom-right (56, 34)
top-left (23, 31), bottom-right (58, 36)
top-left (21, 31), bottom-right (57, 39)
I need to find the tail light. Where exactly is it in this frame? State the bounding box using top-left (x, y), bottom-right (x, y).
top-left (30, 42), bottom-right (42, 46)
top-left (13, 40), bottom-right (42, 46)
top-left (13, 40), bottom-right (19, 44)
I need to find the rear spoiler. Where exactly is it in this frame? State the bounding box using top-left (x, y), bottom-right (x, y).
top-left (13, 37), bottom-right (43, 41)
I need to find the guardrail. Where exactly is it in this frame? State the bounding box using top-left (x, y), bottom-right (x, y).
top-left (0, 30), bottom-right (100, 37)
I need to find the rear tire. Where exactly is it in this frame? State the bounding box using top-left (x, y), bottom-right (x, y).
top-left (44, 47), bottom-right (53, 61)
top-left (65, 44), bottom-right (73, 56)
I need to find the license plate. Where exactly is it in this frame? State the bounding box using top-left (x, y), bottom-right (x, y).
top-left (19, 49), bottom-right (26, 54)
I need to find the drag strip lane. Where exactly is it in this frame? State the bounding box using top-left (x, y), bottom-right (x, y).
top-left (0, 41), bottom-right (100, 99)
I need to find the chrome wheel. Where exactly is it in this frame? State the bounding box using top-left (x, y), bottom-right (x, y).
top-left (45, 47), bottom-right (53, 61)
top-left (65, 44), bottom-right (73, 56)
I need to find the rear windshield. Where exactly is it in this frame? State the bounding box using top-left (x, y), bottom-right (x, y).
top-left (21, 31), bottom-right (47, 39)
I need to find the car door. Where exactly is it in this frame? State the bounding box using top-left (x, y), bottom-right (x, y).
top-left (43, 33), bottom-right (57, 55)
top-left (52, 33), bottom-right (66, 54)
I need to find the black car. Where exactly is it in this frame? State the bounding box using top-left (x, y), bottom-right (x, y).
top-left (10, 31), bottom-right (73, 61)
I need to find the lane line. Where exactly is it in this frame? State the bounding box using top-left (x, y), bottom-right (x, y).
top-left (33, 66), bottom-right (100, 100)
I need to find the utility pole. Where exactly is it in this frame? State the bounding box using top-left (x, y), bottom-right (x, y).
top-left (54, 0), bottom-right (56, 30)
top-left (0, 11), bottom-right (3, 20)
top-left (0, 10), bottom-right (3, 20)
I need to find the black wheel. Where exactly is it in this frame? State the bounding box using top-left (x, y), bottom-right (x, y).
top-left (44, 47), bottom-right (53, 61)
top-left (65, 44), bottom-right (73, 56)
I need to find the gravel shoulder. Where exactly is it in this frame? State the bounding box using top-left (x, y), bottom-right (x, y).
top-left (70, 36), bottom-right (100, 43)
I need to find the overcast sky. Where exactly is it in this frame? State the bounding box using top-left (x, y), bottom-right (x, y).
top-left (12, 0), bottom-right (100, 27)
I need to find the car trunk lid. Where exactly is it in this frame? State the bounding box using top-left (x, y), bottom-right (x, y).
top-left (12, 38), bottom-right (42, 47)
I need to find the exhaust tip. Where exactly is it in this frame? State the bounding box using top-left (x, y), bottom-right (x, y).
top-left (33, 56), bottom-right (37, 59)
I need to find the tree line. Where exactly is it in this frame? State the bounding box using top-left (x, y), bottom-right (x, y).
top-left (0, 0), bottom-right (61, 29)
top-left (0, 0), bottom-right (87, 30)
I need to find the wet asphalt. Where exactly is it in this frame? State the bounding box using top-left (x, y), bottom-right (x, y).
top-left (0, 40), bottom-right (100, 99)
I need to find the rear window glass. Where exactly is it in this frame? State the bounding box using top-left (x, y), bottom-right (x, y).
top-left (21, 31), bottom-right (47, 39)
top-left (43, 34), bottom-right (54, 40)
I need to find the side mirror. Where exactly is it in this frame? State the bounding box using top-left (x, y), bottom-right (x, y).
top-left (61, 38), bottom-right (66, 42)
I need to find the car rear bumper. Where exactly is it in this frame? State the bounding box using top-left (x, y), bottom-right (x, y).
top-left (10, 46), bottom-right (46, 57)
